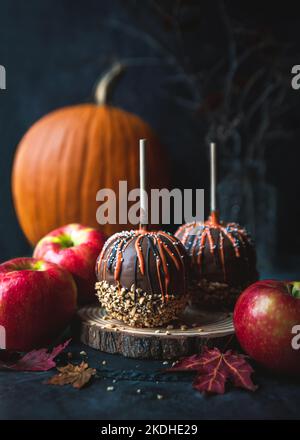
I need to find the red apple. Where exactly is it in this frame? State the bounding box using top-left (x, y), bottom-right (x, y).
top-left (0, 257), bottom-right (77, 351)
top-left (33, 224), bottom-right (106, 304)
top-left (234, 280), bottom-right (300, 375)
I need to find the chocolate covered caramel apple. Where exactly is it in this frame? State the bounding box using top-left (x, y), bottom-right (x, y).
top-left (95, 139), bottom-right (189, 327)
top-left (175, 142), bottom-right (258, 308)
top-left (175, 211), bottom-right (258, 308)
top-left (95, 229), bottom-right (189, 327)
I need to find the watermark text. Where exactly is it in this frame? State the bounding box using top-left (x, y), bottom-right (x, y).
top-left (96, 181), bottom-right (204, 226)
top-left (0, 65), bottom-right (6, 90)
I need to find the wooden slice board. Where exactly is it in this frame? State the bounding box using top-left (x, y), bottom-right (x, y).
top-left (77, 304), bottom-right (234, 360)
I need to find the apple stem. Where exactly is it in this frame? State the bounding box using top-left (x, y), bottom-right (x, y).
top-left (291, 282), bottom-right (300, 298)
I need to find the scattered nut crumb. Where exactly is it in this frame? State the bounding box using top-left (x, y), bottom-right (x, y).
top-left (157, 394), bottom-right (164, 400)
top-left (155, 330), bottom-right (160, 334)
top-left (198, 328), bottom-right (203, 332)
top-left (136, 389), bottom-right (141, 394)
top-left (112, 379), bottom-right (117, 383)
top-left (80, 351), bottom-right (87, 356)
top-left (165, 331), bottom-right (171, 335)
top-left (107, 386), bottom-right (114, 392)
top-left (102, 360), bottom-right (107, 365)
top-left (162, 361), bottom-right (169, 365)
top-left (180, 325), bottom-right (187, 331)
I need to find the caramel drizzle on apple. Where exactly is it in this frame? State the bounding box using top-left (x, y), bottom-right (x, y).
top-left (175, 213), bottom-right (250, 283)
top-left (96, 230), bottom-right (186, 301)
top-left (135, 235), bottom-right (145, 275)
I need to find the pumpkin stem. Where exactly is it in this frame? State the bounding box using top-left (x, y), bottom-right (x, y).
top-left (94, 63), bottom-right (124, 105)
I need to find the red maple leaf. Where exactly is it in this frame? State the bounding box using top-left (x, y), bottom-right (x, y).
top-left (0, 339), bottom-right (71, 372)
top-left (166, 347), bottom-right (257, 395)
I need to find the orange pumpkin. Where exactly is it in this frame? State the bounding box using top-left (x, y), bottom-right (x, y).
top-left (12, 64), bottom-right (170, 245)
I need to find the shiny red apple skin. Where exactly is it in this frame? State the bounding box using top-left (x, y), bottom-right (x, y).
top-left (33, 224), bottom-right (106, 304)
top-left (234, 280), bottom-right (300, 375)
top-left (0, 257), bottom-right (77, 351)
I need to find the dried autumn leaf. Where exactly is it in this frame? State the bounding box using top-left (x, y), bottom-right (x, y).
top-left (0, 339), bottom-right (71, 371)
top-left (166, 347), bottom-right (257, 395)
top-left (47, 362), bottom-right (96, 389)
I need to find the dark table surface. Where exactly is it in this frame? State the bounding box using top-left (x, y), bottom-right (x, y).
top-left (1, 264), bottom-right (300, 420)
top-left (1, 340), bottom-right (300, 420)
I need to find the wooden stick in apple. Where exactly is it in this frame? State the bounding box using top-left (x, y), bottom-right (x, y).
top-left (139, 138), bottom-right (148, 230)
top-left (210, 141), bottom-right (219, 224)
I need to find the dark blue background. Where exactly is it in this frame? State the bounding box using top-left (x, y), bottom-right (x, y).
top-left (0, 0), bottom-right (299, 264)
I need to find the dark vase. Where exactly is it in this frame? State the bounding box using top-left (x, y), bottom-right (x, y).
top-left (217, 160), bottom-right (277, 273)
